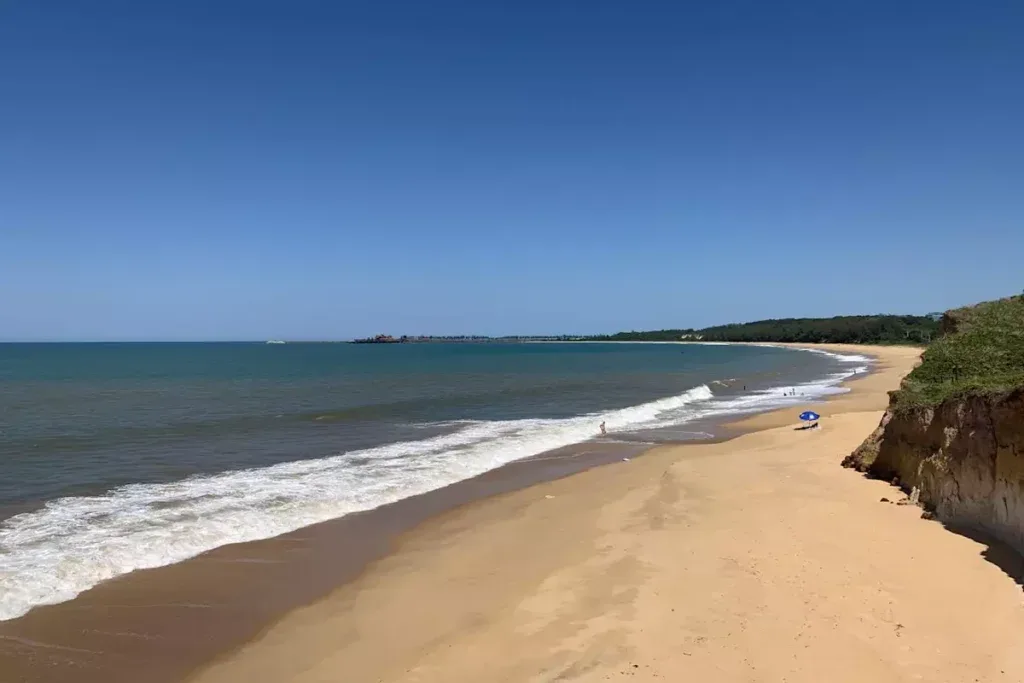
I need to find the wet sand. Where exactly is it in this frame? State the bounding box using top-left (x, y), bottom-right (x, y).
top-left (0, 439), bottom-right (656, 683)
top-left (185, 343), bottom-right (1024, 683)
top-left (12, 344), bottom-right (1008, 683)
top-left (0, 344), bottom-right (840, 683)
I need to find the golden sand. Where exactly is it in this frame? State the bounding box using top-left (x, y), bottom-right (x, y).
top-left (191, 344), bottom-right (1024, 683)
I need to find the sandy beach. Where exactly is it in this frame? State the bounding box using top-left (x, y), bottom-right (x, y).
top-left (187, 343), bottom-right (1024, 683)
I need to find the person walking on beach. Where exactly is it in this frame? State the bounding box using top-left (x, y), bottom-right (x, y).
top-left (599, 421), bottom-right (607, 435)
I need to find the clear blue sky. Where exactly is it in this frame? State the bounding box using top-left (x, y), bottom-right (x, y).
top-left (1, 1), bottom-right (1021, 341)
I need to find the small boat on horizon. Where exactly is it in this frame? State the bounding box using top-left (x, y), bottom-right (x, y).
top-left (266, 340), bottom-right (286, 345)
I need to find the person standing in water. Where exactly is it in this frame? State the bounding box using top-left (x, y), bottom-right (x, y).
top-left (599, 421), bottom-right (607, 435)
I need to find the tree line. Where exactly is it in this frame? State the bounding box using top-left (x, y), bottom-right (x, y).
top-left (586, 315), bottom-right (940, 345)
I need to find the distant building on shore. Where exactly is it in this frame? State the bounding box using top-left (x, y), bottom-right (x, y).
top-left (351, 334), bottom-right (405, 344)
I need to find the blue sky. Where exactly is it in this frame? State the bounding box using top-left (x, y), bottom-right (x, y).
top-left (2, 1), bottom-right (1022, 340)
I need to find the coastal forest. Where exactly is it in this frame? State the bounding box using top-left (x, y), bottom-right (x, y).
top-left (587, 314), bottom-right (941, 345)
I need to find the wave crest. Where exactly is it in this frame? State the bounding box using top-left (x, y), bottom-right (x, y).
top-left (0, 384), bottom-right (714, 620)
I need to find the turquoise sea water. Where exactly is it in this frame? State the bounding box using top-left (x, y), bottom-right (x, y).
top-left (0, 341), bottom-right (866, 620)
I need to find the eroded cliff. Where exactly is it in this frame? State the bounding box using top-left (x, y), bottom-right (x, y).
top-left (844, 295), bottom-right (1024, 553)
top-left (844, 389), bottom-right (1024, 553)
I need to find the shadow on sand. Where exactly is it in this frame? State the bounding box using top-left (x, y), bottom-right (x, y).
top-left (846, 467), bottom-right (1024, 591)
top-left (936, 520), bottom-right (1024, 590)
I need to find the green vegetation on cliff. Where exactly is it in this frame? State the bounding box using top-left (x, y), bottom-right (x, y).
top-left (893, 295), bottom-right (1024, 409)
top-left (587, 315), bottom-right (940, 345)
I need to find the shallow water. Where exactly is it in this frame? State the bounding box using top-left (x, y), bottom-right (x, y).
top-left (0, 341), bottom-right (866, 619)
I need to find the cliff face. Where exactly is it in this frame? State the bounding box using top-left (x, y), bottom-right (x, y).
top-left (845, 388), bottom-right (1024, 553)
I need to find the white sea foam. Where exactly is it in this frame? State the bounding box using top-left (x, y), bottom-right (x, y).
top-left (618, 348), bottom-right (870, 431)
top-left (0, 347), bottom-right (872, 621)
top-left (0, 384), bottom-right (715, 621)
top-left (758, 344), bottom-right (872, 365)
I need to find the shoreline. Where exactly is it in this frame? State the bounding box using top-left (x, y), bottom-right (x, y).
top-left (185, 341), bottom-right (1024, 682)
top-left (0, 341), bottom-right (857, 619)
top-left (0, 343), bottom-right (881, 683)
top-left (185, 344), bottom-right (967, 683)
top-left (1, 440), bottom-right (655, 683)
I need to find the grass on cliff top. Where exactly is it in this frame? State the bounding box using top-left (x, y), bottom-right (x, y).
top-left (893, 295), bottom-right (1024, 410)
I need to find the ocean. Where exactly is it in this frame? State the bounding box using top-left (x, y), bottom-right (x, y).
top-left (0, 341), bottom-right (867, 621)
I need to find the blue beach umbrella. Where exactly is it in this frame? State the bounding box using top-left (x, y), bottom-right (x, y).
top-left (799, 411), bottom-right (821, 422)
